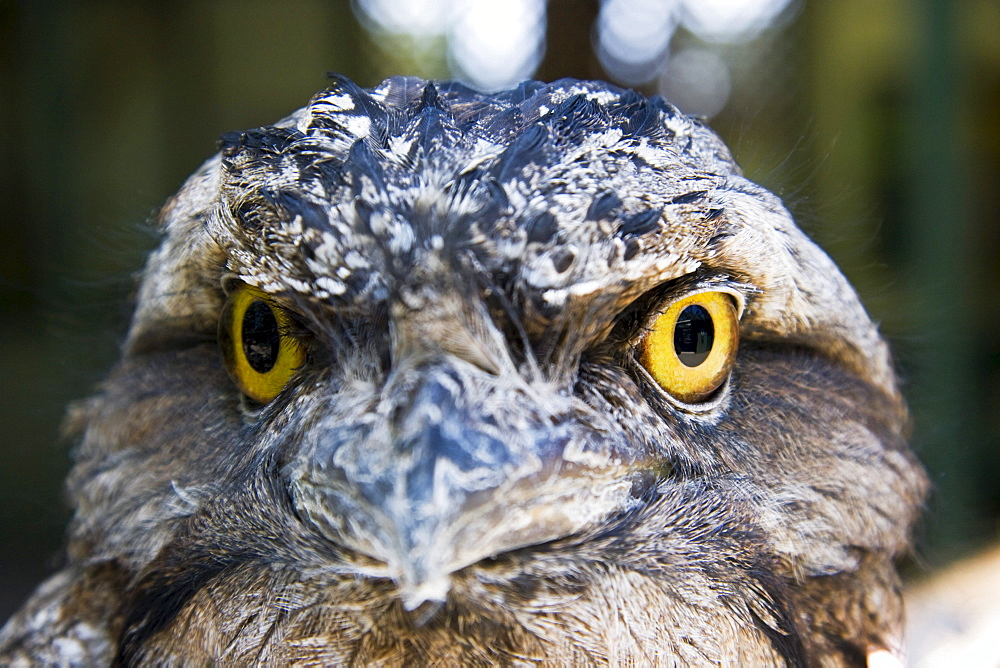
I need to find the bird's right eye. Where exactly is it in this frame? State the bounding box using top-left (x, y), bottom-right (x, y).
top-left (218, 283), bottom-right (306, 405)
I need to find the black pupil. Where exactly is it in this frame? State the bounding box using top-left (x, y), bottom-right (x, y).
top-left (674, 304), bottom-right (714, 367)
top-left (242, 300), bottom-right (280, 373)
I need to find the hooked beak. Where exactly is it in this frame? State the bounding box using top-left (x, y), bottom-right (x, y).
top-left (288, 356), bottom-right (644, 609)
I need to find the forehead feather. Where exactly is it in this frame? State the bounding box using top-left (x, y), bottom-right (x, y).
top-left (211, 76), bottom-right (736, 304)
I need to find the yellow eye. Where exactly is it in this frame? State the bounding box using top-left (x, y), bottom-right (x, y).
top-left (218, 283), bottom-right (306, 404)
top-left (638, 291), bottom-right (739, 404)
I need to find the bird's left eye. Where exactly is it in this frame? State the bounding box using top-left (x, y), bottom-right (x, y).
top-left (218, 283), bottom-right (306, 405)
top-left (638, 291), bottom-right (739, 404)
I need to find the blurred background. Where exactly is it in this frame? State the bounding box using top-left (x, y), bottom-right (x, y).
top-left (1, 0), bottom-right (997, 637)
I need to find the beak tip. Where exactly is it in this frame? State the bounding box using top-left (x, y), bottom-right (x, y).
top-left (399, 570), bottom-right (452, 610)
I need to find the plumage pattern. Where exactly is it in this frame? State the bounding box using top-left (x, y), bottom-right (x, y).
top-left (0, 76), bottom-right (926, 665)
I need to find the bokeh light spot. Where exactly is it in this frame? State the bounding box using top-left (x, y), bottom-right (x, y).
top-left (658, 47), bottom-right (731, 118)
top-left (448, 0), bottom-right (546, 91)
top-left (596, 0), bottom-right (678, 85)
top-left (353, 0), bottom-right (451, 37)
top-left (680, 0), bottom-right (797, 44)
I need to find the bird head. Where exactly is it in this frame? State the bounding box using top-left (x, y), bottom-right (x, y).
top-left (63, 76), bottom-right (926, 663)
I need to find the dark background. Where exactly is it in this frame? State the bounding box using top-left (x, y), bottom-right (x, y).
top-left (1, 0), bottom-right (998, 621)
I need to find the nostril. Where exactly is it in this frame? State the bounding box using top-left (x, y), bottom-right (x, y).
top-left (379, 344), bottom-right (392, 376)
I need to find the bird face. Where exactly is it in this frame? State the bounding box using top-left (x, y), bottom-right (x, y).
top-left (0, 77), bottom-right (927, 665)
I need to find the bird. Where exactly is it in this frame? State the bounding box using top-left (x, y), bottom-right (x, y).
top-left (0, 75), bottom-right (927, 666)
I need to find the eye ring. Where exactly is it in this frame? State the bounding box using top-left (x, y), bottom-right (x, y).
top-left (638, 290), bottom-right (739, 404)
top-left (218, 283), bottom-right (307, 405)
